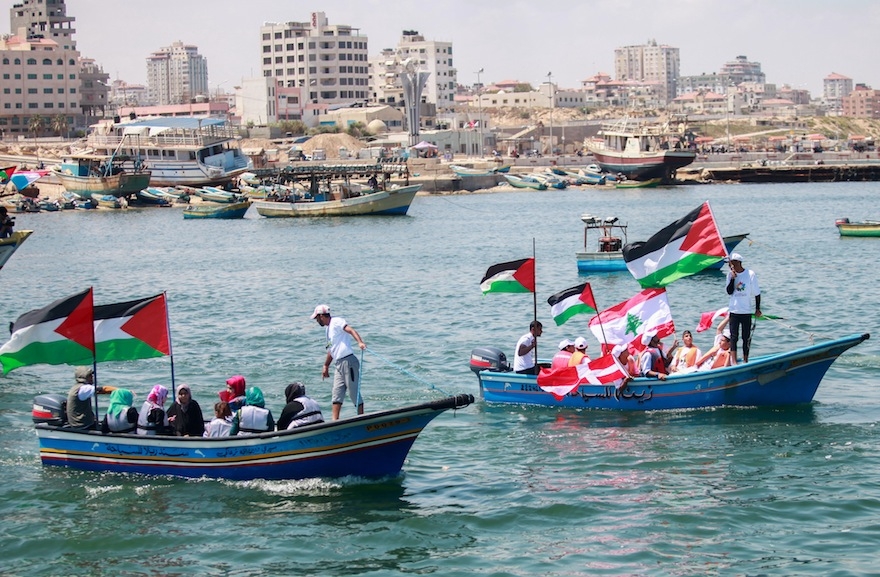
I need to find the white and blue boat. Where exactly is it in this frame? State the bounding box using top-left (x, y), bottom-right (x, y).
top-left (32, 394), bottom-right (474, 481)
top-left (469, 334), bottom-right (868, 410)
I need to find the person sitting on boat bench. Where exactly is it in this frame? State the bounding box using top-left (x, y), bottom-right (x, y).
top-left (514, 321), bottom-right (543, 375)
top-left (67, 366), bottom-right (113, 430)
top-left (101, 388), bottom-right (139, 434)
top-left (569, 337), bottom-right (591, 365)
top-left (232, 386), bottom-right (275, 435)
top-left (551, 339), bottom-right (575, 369)
top-left (277, 382), bottom-right (324, 430)
top-left (639, 331), bottom-right (670, 380)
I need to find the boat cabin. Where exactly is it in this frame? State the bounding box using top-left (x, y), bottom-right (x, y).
top-left (581, 213), bottom-right (627, 253)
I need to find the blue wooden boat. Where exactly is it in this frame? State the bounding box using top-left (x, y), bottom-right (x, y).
top-left (32, 394), bottom-right (474, 481)
top-left (469, 334), bottom-right (868, 410)
top-left (194, 187), bottom-right (242, 203)
top-left (183, 199), bottom-right (251, 219)
top-left (135, 189), bottom-right (172, 206)
top-left (503, 174), bottom-right (547, 191)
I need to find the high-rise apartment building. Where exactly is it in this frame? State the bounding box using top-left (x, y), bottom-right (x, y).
top-left (614, 39), bottom-right (679, 103)
top-left (823, 72), bottom-right (853, 116)
top-left (146, 41), bottom-right (209, 105)
top-left (259, 12), bottom-right (369, 106)
top-left (5, 0), bottom-right (109, 132)
top-left (370, 30), bottom-right (456, 109)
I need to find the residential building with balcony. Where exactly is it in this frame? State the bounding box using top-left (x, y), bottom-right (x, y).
top-left (260, 11), bottom-right (369, 106)
top-left (614, 39), bottom-right (680, 103)
top-left (823, 73), bottom-right (852, 116)
top-left (369, 30), bottom-right (456, 110)
top-left (146, 41), bottom-right (209, 105)
top-left (842, 84), bottom-right (880, 118)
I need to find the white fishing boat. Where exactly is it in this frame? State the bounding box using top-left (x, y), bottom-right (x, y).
top-left (81, 117), bottom-right (252, 187)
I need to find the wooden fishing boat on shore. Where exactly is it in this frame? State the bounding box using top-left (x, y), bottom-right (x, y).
top-left (54, 154), bottom-right (151, 199)
top-left (575, 213), bottom-right (749, 273)
top-left (0, 229), bottom-right (33, 270)
top-left (183, 199), bottom-right (251, 219)
top-left (469, 334), bottom-right (868, 410)
top-left (835, 218), bottom-right (880, 237)
top-left (32, 393), bottom-right (474, 481)
top-left (615, 177), bottom-right (663, 189)
top-left (503, 174), bottom-right (547, 191)
top-left (254, 183), bottom-right (421, 217)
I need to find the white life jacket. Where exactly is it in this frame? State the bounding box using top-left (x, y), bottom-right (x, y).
top-left (105, 409), bottom-right (136, 433)
top-left (136, 401), bottom-right (167, 435)
top-left (205, 417), bottom-right (234, 437)
top-left (237, 405), bottom-right (272, 435)
top-left (286, 396), bottom-right (324, 430)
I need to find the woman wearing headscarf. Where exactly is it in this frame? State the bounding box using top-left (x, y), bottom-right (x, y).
top-left (166, 384), bottom-right (205, 437)
top-left (233, 386), bottom-right (275, 435)
top-left (276, 382), bottom-right (324, 430)
top-left (219, 375), bottom-right (247, 412)
top-left (137, 384), bottom-right (171, 435)
top-left (101, 388), bottom-right (138, 434)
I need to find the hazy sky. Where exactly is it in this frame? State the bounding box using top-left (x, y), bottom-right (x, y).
top-left (7, 0), bottom-right (877, 96)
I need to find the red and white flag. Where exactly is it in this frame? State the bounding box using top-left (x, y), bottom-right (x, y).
top-left (588, 288), bottom-right (675, 355)
top-left (696, 306), bottom-right (729, 332)
top-left (537, 355), bottom-right (628, 400)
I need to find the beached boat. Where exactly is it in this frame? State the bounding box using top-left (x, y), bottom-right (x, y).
top-left (183, 199), bottom-right (251, 219)
top-left (53, 154), bottom-right (152, 199)
top-left (193, 187), bottom-right (242, 203)
top-left (449, 164), bottom-right (511, 177)
top-left (586, 117), bottom-right (696, 182)
top-left (575, 214), bottom-right (748, 273)
top-left (615, 177), bottom-right (663, 189)
top-left (503, 174), bottom-right (547, 191)
top-left (468, 334), bottom-right (868, 410)
top-left (95, 195), bottom-right (127, 209)
top-left (81, 117), bottom-right (252, 187)
top-left (0, 229), bottom-right (33, 270)
top-left (254, 184), bottom-right (421, 218)
top-left (531, 171), bottom-right (568, 189)
top-left (32, 393), bottom-right (474, 481)
top-left (835, 218), bottom-right (880, 237)
top-left (135, 189), bottom-right (172, 206)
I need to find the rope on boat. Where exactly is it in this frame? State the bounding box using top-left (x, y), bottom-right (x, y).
top-left (761, 315), bottom-right (818, 344)
top-left (364, 348), bottom-right (451, 396)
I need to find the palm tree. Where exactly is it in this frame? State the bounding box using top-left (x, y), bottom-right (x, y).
top-left (28, 114), bottom-right (45, 139)
top-left (51, 114), bottom-right (69, 138)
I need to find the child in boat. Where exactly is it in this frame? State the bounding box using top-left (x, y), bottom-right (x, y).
top-left (204, 401), bottom-right (234, 437)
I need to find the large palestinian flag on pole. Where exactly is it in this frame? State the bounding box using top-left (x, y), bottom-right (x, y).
top-left (547, 282), bottom-right (597, 326)
top-left (622, 202), bottom-right (727, 288)
top-left (588, 288), bottom-right (675, 355)
top-left (0, 288), bottom-right (95, 374)
top-left (480, 258), bottom-right (535, 294)
top-left (92, 293), bottom-right (171, 362)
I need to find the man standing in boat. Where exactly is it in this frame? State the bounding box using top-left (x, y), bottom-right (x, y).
top-left (311, 304), bottom-right (367, 420)
top-left (725, 253), bottom-right (761, 363)
top-left (513, 321), bottom-right (543, 375)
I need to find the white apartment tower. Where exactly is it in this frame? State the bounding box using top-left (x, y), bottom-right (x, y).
top-left (823, 72), bottom-right (853, 116)
top-left (260, 12), bottom-right (369, 105)
top-left (614, 39), bottom-right (680, 103)
top-left (370, 30), bottom-right (456, 109)
top-left (146, 41), bottom-right (209, 105)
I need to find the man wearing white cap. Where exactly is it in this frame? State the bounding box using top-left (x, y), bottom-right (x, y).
top-left (638, 331), bottom-right (669, 380)
top-left (311, 304), bottom-right (367, 420)
top-left (551, 339), bottom-right (575, 369)
top-left (569, 336), bottom-right (591, 366)
top-left (725, 252), bottom-right (761, 362)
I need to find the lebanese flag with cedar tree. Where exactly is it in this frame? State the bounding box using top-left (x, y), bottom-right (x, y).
top-left (588, 288), bottom-right (675, 356)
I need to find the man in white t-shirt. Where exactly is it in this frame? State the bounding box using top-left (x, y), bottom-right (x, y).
top-left (513, 321), bottom-right (543, 374)
top-left (311, 304), bottom-right (367, 420)
top-left (725, 253), bottom-right (761, 362)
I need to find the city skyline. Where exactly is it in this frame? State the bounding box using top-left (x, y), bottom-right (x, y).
top-left (5, 0), bottom-right (878, 97)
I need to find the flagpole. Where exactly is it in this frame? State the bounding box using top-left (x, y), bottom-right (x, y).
top-left (532, 238), bottom-right (538, 364)
top-left (86, 287), bottom-right (100, 429)
top-left (164, 291), bottom-right (176, 396)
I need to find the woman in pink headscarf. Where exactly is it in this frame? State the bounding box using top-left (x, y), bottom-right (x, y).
top-left (137, 384), bottom-right (171, 435)
top-left (218, 375), bottom-right (247, 412)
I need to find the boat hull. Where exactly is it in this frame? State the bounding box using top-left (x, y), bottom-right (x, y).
top-left (254, 185), bottom-right (420, 217)
top-left (577, 233), bottom-right (748, 273)
top-left (54, 171), bottom-right (152, 198)
top-left (588, 149), bottom-right (696, 181)
top-left (837, 223), bottom-right (880, 237)
top-left (35, 394), bottom-right (474, 480)
top-left (503, 174), bottom-right (547, 190)
top-left (473, 335), bottom-right (867, 411)
top-left (183, 200), bottom-right (251, 219)
top-left (0, 229), bottom-right (33, 270)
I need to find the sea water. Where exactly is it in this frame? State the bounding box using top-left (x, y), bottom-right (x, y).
top-left (0, 181), bottom-right (878, 576)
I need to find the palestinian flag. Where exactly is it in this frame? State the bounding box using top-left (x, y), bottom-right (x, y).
top-left (547, 283), bottom-right (597, 326)
top-left (622, 202), bottom-right (726, 288)
top-left (480, 258), bottom-right (535, 294)
top-left (0, 166), bottom-right (15, 184)
top-left (92, 293), bottom-right (171, 362)
top-left (0, 288), bottom-right (95, 374)
top-left (588, 288), bottom-right (675, 355)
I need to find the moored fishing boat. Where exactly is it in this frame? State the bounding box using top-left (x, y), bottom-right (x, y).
top-left (502, 173), bottom-right (547, 191)
top-left (0, 229), bottom-right (33, 270)
top-left (254, 183), bottom-right (421, 218)
top-left (193, 187), bottom-right (242, 203)
top-left (183, 199), bottom-right (251, 219)
top-left (135, 189), bottom-right (172, 206)
top-left (450, 164), bottom-right (503, 177)
top-left (32, 393), bottom-right (474, 480)
top-left (586, 116), bottom-right (696, 182)
top-left (835, 218), bottom-right (880, 237)
top-left (615, 177), bottom-right (663, 189)
top-left (54, 154), bottom-right (152, 199)
top-left (469, 334), bottom-right (869, 410)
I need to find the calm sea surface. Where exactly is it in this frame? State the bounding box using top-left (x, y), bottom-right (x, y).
top-left (1, 181), bottom-right (879, 576)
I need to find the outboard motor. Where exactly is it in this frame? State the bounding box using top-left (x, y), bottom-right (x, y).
top-left (470, 347), bottom-right (511, 376)
top-left (32, 393), bottom-right (68, 426)
top-left (834, 218), bottom-right (850, 225)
